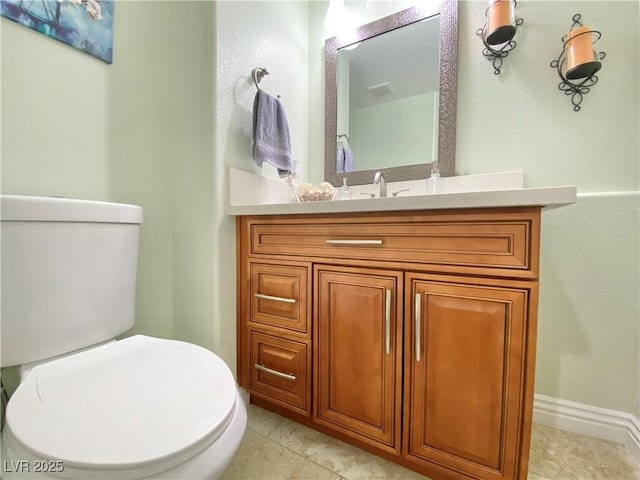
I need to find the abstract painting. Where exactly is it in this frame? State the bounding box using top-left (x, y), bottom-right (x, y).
top-left (1, 0), bottom-right (114, 63)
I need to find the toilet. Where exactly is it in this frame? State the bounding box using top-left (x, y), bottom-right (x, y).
top-left (0, 195), bottom-right (246, 479)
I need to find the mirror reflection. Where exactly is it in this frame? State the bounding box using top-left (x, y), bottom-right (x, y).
top-left (336, 14), bottom-right (440, 173)
top-left (325, 2), bottom-right (458, 187)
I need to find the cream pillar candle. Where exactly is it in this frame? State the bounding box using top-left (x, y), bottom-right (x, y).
top-left (486, 0), bottom-right (515, 45)
top-left (565, 25), bottom-right (601, 80)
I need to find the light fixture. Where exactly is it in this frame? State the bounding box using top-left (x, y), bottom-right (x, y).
top-left (324, 0), bottom-right (354, 37)
top-left (476, 0), bottom-right (523, 75)
top-left (550, 14), bottom-right (605, 112)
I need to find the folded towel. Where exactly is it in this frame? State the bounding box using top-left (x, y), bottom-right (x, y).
top-left (252, 89), bottom-right (293, 177)
top-left (336, 144), bottom-right (345, 173)
top-left (343, 145), bottom-right (355, 172)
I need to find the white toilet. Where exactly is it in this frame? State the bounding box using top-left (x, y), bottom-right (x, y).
top-left (0, 195), bottom-right (246, 479)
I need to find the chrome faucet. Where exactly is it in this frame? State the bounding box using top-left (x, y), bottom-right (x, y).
top-left (373, 171), bottom-right (387, 198)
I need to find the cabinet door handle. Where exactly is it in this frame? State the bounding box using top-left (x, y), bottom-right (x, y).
top-left (325, 239), bottom-right (383, 245)
top-left (254, 363), bottom-right (297, 381)
top-left (415, 293), bottom-right (422, 362)
top-left (385, 289), bottom-right (391, 355)
top-left (254, 293), bottom-right (296, 304)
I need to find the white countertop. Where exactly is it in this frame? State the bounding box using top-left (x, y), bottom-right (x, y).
top-left (226, 185), bottom-right (577, 216)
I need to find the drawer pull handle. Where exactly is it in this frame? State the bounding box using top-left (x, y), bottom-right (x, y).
top-left (325, 239), bottom-right (383, 245)
top-left (385, 289), bottom-right (391, 355)
top-left (415, 293), bottom-right (422, 362)
top-left (254, 363), bottom-right (297, 381)
top-left (254, 293), bottom-right (296, 304)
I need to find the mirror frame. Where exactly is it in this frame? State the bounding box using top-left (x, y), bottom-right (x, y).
top-left (324, 1), bottom-right (458, 186)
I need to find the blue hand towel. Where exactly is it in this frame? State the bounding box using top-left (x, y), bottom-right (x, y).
top-left (343, 145), bottom-right (355, 172)
top-left (252, 89), bottom-right (293, 177)
top-left (336, 144), bottom-right (345, 173)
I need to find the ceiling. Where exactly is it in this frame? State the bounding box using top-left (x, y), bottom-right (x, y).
top-left (339, 14), bottom-right (440, 110)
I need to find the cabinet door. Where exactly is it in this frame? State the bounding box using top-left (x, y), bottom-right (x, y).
top-left (315, 266), bottom-right (403, 454)
top-left (404, 275), bottom-right (528, 480)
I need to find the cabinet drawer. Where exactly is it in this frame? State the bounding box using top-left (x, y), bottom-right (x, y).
top-left (250, 331), bottom-right (310, 415)
top-left (247, 210), bottom-right (539, 277)
top-left (249, 262), bottom-right (309, 335)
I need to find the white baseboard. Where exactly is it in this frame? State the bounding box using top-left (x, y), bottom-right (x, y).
top-left (533, 393), bottom-right (640, 463)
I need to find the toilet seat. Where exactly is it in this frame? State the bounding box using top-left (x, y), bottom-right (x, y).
top-left (5, 335), bottom-right (238, 478)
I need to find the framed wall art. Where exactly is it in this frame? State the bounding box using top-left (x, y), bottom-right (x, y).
top-left (1, 0), bottom-right (114, 64)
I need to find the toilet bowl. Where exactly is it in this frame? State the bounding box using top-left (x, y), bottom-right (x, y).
top-left (2, 335), bottom-right (247, 479)
top-left (0, 195), bottom-right (246, 478)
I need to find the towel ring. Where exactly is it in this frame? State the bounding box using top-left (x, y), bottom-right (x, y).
top-left (252, 67), bottom-right (269, 90)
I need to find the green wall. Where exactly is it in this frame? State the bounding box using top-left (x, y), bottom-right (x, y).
top-left (1, 2), bottom-right (216, 350)
top-left (455, 1), bottom-right (639, 418)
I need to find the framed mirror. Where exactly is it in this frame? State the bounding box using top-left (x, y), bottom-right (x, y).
top-left (324, 1), bottom-right (458, 186)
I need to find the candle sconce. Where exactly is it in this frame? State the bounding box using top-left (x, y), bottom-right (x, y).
top-left (550, 14), bottom-right (606, 112)
top-left (476, 0), bottom-right (524, 75)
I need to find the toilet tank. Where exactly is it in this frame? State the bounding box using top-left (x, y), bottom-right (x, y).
top-left (1, 195), bottom-right (144, 367)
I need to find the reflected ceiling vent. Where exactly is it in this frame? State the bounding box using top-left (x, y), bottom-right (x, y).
top-left (366, 82), bottom-right (394, 98)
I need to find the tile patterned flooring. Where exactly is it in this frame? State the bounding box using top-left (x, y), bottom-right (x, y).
top-left (221, 404), bottom-right (640, 480)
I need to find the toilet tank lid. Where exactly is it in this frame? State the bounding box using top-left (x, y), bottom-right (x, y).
top-left (0, 195), bottom-right (143, 224)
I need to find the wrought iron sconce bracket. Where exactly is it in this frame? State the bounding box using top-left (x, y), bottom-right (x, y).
top-left (550, 14), bottom-right (606, 112)
top-left (476, 0), bottom-right (524, 75)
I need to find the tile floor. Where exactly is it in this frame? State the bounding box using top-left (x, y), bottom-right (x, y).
top-left (221, 404), bottom-right (640, 480)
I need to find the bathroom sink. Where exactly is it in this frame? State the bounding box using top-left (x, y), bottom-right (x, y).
top-left (227, 167), bottom-right (577, 216)
top-left (350, 170), bottom-right (526, 199)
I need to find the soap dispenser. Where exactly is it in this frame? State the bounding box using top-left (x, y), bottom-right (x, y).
top-left (336, 177), bottom-right (352, 200)
top-left (426, 165), bottom-right (442, 194)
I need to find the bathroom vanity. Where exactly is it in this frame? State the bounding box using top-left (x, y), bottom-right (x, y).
top-left (232, 186), bottom-right (575, 480)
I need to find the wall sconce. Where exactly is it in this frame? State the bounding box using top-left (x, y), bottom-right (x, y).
top-left (550, 14), bottom-right (606, 112)
top-left (476, 0), bottom-right (524, 75)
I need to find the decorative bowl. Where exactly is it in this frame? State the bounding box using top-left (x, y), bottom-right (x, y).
top-left (294, 182), bottom-right (336, 202)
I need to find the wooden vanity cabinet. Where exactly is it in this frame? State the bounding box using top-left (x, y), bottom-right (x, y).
top-left (237, 208), bottom-right (541, 480)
